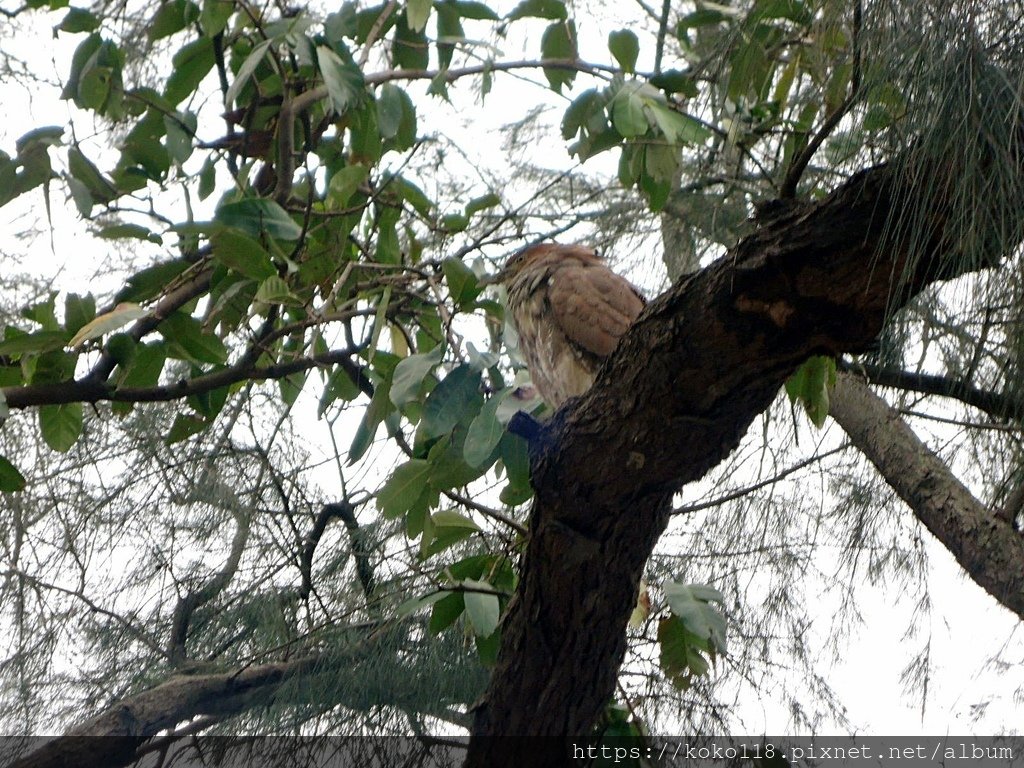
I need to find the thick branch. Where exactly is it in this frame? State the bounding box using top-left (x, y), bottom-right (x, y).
top-left (829, 372), bottom-right (1024, 617)
top-left (2, 347), bottom-right (367, 409)
top-left (839, 359), bottom-right (1024, 421)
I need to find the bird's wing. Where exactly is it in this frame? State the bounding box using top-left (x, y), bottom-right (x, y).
top-left (547, 262), bottom-right (645, 358)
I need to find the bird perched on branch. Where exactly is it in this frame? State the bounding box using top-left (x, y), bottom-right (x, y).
top-left (490, 243), bottom-right (645, 410)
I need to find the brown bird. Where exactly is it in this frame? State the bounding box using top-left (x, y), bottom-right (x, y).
top-left (491, 243), bottom-right (645, 409)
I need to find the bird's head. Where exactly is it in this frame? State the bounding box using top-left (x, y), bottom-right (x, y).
top-left (484, 243), bottom-right (601, 286)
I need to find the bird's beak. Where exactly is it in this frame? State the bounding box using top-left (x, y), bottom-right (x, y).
top-left (479, 268), bottom-right (506, 287)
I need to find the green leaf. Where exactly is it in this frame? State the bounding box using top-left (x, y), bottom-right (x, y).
top-left (68, 302), bottom-right (148, 348)
top-left (225, 38), bottom-right (271, 106)
top-left (376, 83), bottom-right (405, 139)
top-left (393, 11), bottom-right (429, 70)
top-left (390, 345), bottom-right (443, 406)
top-left (442, 257), bottom-right (480, 310)
top-left (421, 364), bottom-right (482, 439)
top-left (462, 578), bottom-right (499, 637)
top-left (164, 111), bottom-right (196, 164)
top-left (215, 198), bottom-right (302, 240)
top-left (211, 229), bottom-right (277, 279)
top-left (658, 615), bottom-right (711, 690)
top-left (663, 581), bottom-right (727, 653)
top-left (464, 390), bottom-right (506, 467)
top-left (326, 164), bottom-right (368, 210)
top-left (678, 8), bottom-right (731, 28)
top-left (649, 69), bottom-right (699, 97)
top-left (97, 223), bottom-right (163, 244)
top-left (608, 30), bottom-right (639, 73)
top-left (464, 193), bottom-right (500, 217)
top-left (115, 258), bottom-right (191, 304)
top-left (59, 7), bottom-right (100, 33)
top-left (165, 413), bottom-right (212, 444)
top-left (166, 37), bottom-right (215, 105)
top-left (39, 403), bottom-right (84, 452)
top-left (318, 364), bottom-right (361, 415)
top-left (647, 102), bottom-right (712, 145)
top-left (317, 45), bottom-right (365, 116)
top-left (0, 456), bottom-right (26, 492)
top-left (348, 385), bottom-right (390, 463)
top-left (406, 0), bottom-right (432, 33)
top-left (198, 157), bottom-right (216, 199)
top-left (435, 1), bottom-right (463, 70)
top-left (428, 590), bottom-right (464, 633)
top-left (540, 21), bottom-right (577, 92)
top-left (199, 0), bottom-right (233, 35)
top-left (507, 0), bottom-right (566, 21)
top-left (611, 83), bottom-right (649, 138)
top-left (117, 341), bottom-right (166, 388)
top-left (450, 0), bottom-right (499, 21)
top-left (728, 39), bottom-right (769, 102)
top-left (254, 275), bottom-right (299, 306)
top-left (378, 459), bottom-right (433, 518)
top-left (64, 293), bottom-right (96, 335)
top-left (157, 312), bottom-right (228, 364)
top-left (149, 0), bottom-right (199, 41)
top-left (0, 330), bottom-right (69, 356)
top-left (784, 355), bottom-right (836, 428)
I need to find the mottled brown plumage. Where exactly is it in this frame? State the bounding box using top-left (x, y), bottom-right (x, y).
top-left (494, 243), bottom-right (645, 409)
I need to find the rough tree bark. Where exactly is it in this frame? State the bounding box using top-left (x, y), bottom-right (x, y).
top-left (465, 125), bottom-right (1024, 763)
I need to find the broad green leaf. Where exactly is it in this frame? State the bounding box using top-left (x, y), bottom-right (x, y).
top-left (378, 459), bottom-right (433, 518)
top-left (59, 7), bottom-right (99, 32)
top-left (326, 164), bottom-right (368, 210)
top-left (611, 86), bottom-right (648, 137)
top-left (317, 45), bottom-right (365, 116)
top-left (507, 0), bottom-right (566, 21)
top-left (254, 275), bottom-right (299, 305)
top-left (39, 402), bottom-right (84, 452)
top-left (464, 389), bottom-right (506, 467)
top-left (157, 312), bottom-right (228, 364)
top-left (784, 355), bottom-right (836, 427)
top-left (0, 330), bottom-right (70, 356)
top-left (663, 581), bottom-right (727, 652)
top-left (649, 69), bottom-right (699, 97)
top-left (68, 302), bottom-right (148, 348)
top-left (149, 0), bottom-right (199, 41)
top-left (215, 198), bottom-right (302, 240)
top-left (198, 157), bottom-right (216, 199)
top-left (540, 21), bottom-right (577, 92)
top-left (97, 223), bottom-right (163, 244)
top-left (64, 293), bottom-right (96, 335)
top-left (376, 83), bottom-right (405, 139)
top-left (165, 413), bottom-right (212, 444)
top-left (348, 384), bottom-right (391, 463)
top-left (0, 456), bottom-right (26, 492)
top-left (406, 0), bottom-right (432, 33)
top-left (165, 37), bottom-right (215, 105)
top-left (608, 30), bottom-right (639, 73)
top-left (432, 509), bottom-right (481, 531)
top-left (117, 342), bottom-right (166, 388)
top-left (442, 257), bottom-right (480, 309)
top-left (393, 12), bottom-right (429, 70)
top-left (164, 111), bottom-right (196, 164)
top-left (390, 345), bottom-right (443, 406)
top-left (462, 578), bottom-right (499, 637)
top-left (658, 615), bottom-right (711, 690)
top-left (648, 102), bottom-right (712, 144)
top-left (464, 193), bottom-right (500, 217)
top-left (199, 0), bottom-right (233, 35)
top-left (428, 590), bottom-right (464, 633)
top-left (421, 364), bottom-right (482, 439)
top-left (561, 88), bottom-right (606, 140)
top-left (318, 364), bottom-right (361, 415)
top-left (211, 229), bottom-right (277, 279)
top-left (397, 589), bottom-right (450, 618)
top-left (224, 38), bottom-right (272, 106)
top-left (435, 1), bottom-right (463, 69)
top-left (115, 258), bottom-right (191, 303)
top-left (450, 0), bottom-right (499, 20)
